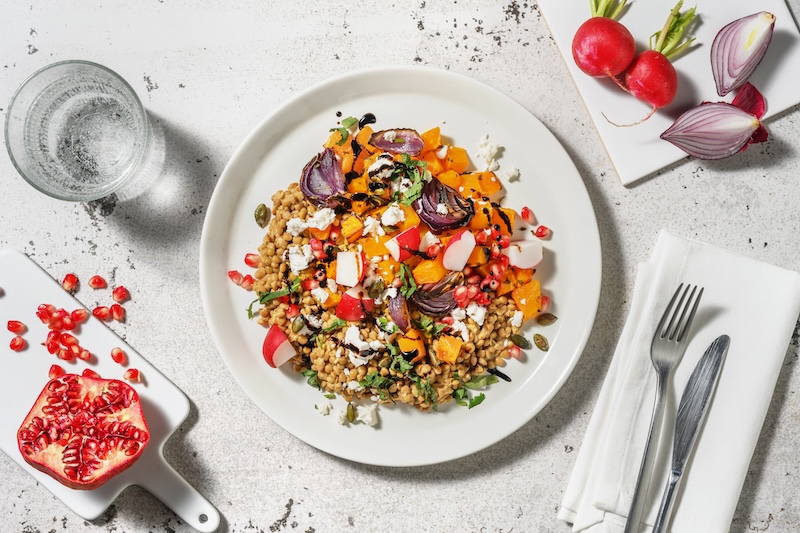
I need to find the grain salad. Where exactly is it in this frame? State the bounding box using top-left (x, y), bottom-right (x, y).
top-left (242, 114), bottom-right (553, 414)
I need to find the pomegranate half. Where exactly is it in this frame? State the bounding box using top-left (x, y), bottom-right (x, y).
top-left (17, 373), bottom-right (150, 490)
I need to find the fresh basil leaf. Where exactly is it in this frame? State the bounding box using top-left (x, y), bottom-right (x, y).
top-left (323, 318), bottom-right (347, 333)
top-left (463, 374), bottom-right (499, 390)
top-left (301, 369), bottom-right (320, 389)
top-left (468, 393), bottom-right (486, 409)
top-left (453, 387), bottom-right (468, 406)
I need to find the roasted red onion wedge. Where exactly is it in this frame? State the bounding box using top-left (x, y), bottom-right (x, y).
top-left (711, 12), bottom-right (776, 97)
top-left (299, 148), bottom-right (346, 207)
top-left (410, 272), bottom-right (463, 317)
top-left (387, 293), bottom-right (412, 333)
top-left (413, 178), bottom-right (474, 235)
top-left (370, 129), bottom-right (425, 155)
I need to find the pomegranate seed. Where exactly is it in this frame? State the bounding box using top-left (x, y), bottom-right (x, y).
top-left (111, 347), bottom-right (126, 365)
top-left (244, 253), bottom-right (260, 268)
top-left (46, 341), bottom-right (60, 354)
top-left (489, 279), bottom-right (499, 291)
top-left (48, 318), bottom-right (63, 331)
top-left (302, 279), bottom-right (319, 291)
top-left (309, 238), bottom-right (323, 251)
top-left (36, 309), bottom-right (52, 324)
top-left (312, 249), bottom-right (326, 261)
top-left (112, 285), bottom-right (129, 303)
top-left (490, 264), bottom-right (503, 279)
top-left (110, 303), bottom-right (125, 321)
top-left (240, 275), bottom-right (255, 291)
top-left (441, 316), bottom-right (454, 325)
top-left (92, 306), bottom-right (110, 320)
top-left (61, 273), bottom-right (78, 293)
top-left (286, 304), bottom-right (300, 319)
top-left (463, 266), bottom-right (473, 276)
top-left (498, 254), bottom-right (510, 268)
top-left (57, 347), bottom-right (74, 361)
top-left (521, 206), bottom-right (535, 225)
top-left (7, 320), bottom-right (26, 333)
top-left (330, 226), bottom-right (341, 242)
top-left (71, 308), bottom-right (89, 323)
top-left (540, 295), bottom-right (551, 312)
top-left (88, 275), bottom-right (107, 289)
top-left (63, 316), bottom-right (77, 331)
top-left (78, 348), bottom-right (92, 361)
top-left (69, 345), bottom-right (81, 358)
top-left (313, 268), bottom-right (327, 282)
top-left (82, 369), bottom-right (101, 379)
top-left (466, 274), bottom-right (482, 285)
top-left (534, 225), bottom-right (551, 238)
top-left (278, 294), bottom-right (290, 304)
top-left (391, 277), bottom-right (403, 288)
top-left (466, 285), bottom-right (481, 301)
top-left (499, 234), bottom-right (511, 249)
top-left (46, 330), bottom-right (59, 343)
top-left (228, 270), bottom-right (243, 285)
top-left (48, 364), bottom-right (66, 379)
top-left (490, 244), bottom-right (501, 258)
top-left (123, 368), bottom-right (141, 383)
top-left (508, 344), bottom-right (522, 359)
top-left (476, 293), bottom-right (491, 306)
top-left (9, 336), bottom-right (25, 351)
top-left (453, 285), bottom-right (468, 303)
top-left (426, 244), bottom-right (442, 258)
top-left (475, 232), bottom-right (487, 245)
top-left (60, 333), bottom-right (78, 346)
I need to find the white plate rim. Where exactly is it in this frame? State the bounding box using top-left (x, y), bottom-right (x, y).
top-left (199, 65), bottom-right (602, 467)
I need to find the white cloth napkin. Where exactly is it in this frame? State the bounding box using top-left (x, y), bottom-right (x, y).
top-left (559, 229), bottom-right (800, 533)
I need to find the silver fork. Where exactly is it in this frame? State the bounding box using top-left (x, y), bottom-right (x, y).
top-left (623, 283), bottom-right (704, 533)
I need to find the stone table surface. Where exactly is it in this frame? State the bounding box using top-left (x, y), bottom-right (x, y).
top-left (1, 2), bottom-right (799, 532)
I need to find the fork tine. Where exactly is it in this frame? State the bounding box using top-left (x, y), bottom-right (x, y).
top-left (676, 287), bottom-right (703, 342)
top-left (668, 285), bottom-right (695, 341)
top-left (663, 284), bottom-right (690, 339)
top-left (656, 284), bottom-right (684, 339)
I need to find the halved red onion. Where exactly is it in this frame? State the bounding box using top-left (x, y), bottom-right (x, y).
top-left (711, 12), bottom-right (776, 97)
top-left (299, 148), bottom-right (346, 207)
top-left (409, 272), bottom-right (462, 317)
top-left (387, 293), bottom-right (412, 333)
top-left (370, 129), bottom-right (425, 155)
top-left (660, 102), bottom-right (765, 160)
top-left (413, 178), bottom-right (474, 234)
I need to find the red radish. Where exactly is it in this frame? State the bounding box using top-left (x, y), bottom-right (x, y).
top-left (336, 286), bottom-right (375, 322)
top-left (385, 226), bottom-right (422, 262)
top-left (609, 1), bottom-right (696, 125)
top-left (335, 251), bottom-right (367, 287)
top-left (441, 229), bottom-right (476, 272)
top-left (503, 240), bottom-right (544, 269)
top-left (572, 0), bottom-right (634, 78)
top-left (262, 324), bottom-right (296, 368)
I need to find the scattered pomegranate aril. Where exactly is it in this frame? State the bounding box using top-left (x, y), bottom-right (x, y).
top-left (110, 304), bottom-right (125, 321)
top-left (521, 206), bottom-right (536, 225)
top-left (123, 368), bottom-right (141, 383)
top-left (285, 304), bottom-right (300, 319)
top-left (61, 316), bottom-right (76, 331)
top-left (35, 308), bottom-right (52, 324)
top-left (60, 333), bottom-right (78, 346)
top-left (57, 347), bottom-right (74, 361)
top-left (498, 234), bottom-right (511, 249)
top-left (302, 279), bottom-right (319, 291)
top-left (426, 244), bottom-right (442, 259)
top-left (534, 225), bottom-right (551, 238)
top-left (48, 364), bottom-right (65, 379)
top-left (441, 316), bottom-right (454, 325)
top-left (476, 293), bottom-right (491, 306)
top-left (82, 368), bottom-right (101, 379)
top-left (17, 373), bottom-right (150, 489)
top-left (46, 341), bottom-right (60, 354)
top-left (112, 286), bottom-right (129, 303)
top-left (88, 275), bottom-right (107, 289)
top-left (7, 320), bottom-right (26, 333)
top-left (508, 344), bottom-right (522, 359)
top-left (244, 253), bottom-right (260, 268)
top-left (71, 308), bottom-right (89, 323)
top-left (77, 349), bottom-right (92, 362)
top-left (111, 347), bottom-right (126, 365)
top-left (309, 238), bottom-right (323, 251)
top-left (313, 268), bottom-right (327, 282)
top-left (490, 244), bottom-right (501, 258)
top-left (489, 263), bottom-right (502, 279)
top-left (46, 330), bottom-right (60, 344)
top-left (69, 345), bottom-right (81, 358)
top-left (240, 275), bottom-right (255, 291)
top-left (540, 294), bottom-right (551, 313)
top-left (453, 285), bottom-right (468, 304)
top-left (466, 274), bottom-right (482, 285)
top-left (61, 273), bottom-right (79, 293)
top-left (10, 336), bottom-right (25, 352)
top-left (47, 318), bottom-right (63, 331)
top-left (227, 270), bottom-right (244, 285)
top-left (92, 306), bottom-right (111, 320)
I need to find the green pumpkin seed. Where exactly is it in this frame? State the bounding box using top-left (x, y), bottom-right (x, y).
top-left (367, 279), bottom-right (385, 299)
top-left (536, 313), bottom-right (558, 326)
top-left (291, 316), bottom-right (305, 334)
top-left (534, 333), bottom-right (549, 352)
top-left (254, 203), bottom-right (270, 228)
top-left (346, 403), bottom-right (356, 423)
top-left (509, 334), bottom-right (532, 349)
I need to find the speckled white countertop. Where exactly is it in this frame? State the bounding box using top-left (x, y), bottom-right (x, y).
top-left (2, 2), bottom-right (800, 532)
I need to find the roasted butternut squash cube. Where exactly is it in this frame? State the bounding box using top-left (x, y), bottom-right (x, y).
top-left (413, 255), bottom-right (448, 284)
top-left (436, 335), bottom-right (463, 365)
top-left (420, 127), bottom-right (442, 155)
top-left (398, 328), bottom-right (427, 363)
top-left (512, 279), bottom-right (541, 321)
top-left (443, 146), bottom-right (469, 174)
top-left (341, 215), bottom-right (364, 243)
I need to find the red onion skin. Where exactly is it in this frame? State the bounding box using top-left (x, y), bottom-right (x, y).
top-left (711, 12), bottom-right (775, 97)
top-left (370, 129), bottom-right (425, 155)
top-left (387, 294), bottom-right (411, 333)
top-left (299, 148), bottom-right (346, 207)
top-left (413, 178), bottom-right (474, 235)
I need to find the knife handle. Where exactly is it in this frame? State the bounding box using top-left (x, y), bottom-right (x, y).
top-left (652, 469), bottom-right (681, 533)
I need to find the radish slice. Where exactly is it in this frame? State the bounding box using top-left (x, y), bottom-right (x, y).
top-left (262, 325), bottom-right (296, 368)
top-left (503, 240), bottom-right (543, 269)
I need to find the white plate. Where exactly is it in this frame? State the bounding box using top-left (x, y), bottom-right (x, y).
top-left (538, 0), bottom-right (800, 185)
top-left (199, 66), bottom-right (601, 467)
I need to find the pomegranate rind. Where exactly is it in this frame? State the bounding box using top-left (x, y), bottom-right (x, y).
top-left (17, 374), bottom-right (150, 490)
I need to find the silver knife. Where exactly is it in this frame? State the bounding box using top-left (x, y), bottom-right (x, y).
top-left (652, 334), bottom-right (730, 533)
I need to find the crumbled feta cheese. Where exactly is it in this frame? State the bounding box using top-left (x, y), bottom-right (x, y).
top-left (311, 287), bottom-right (329, 304)
top-left (343, 368), bottom-right (351, 377)
top-left (326, 278), bottom-right (339, 293)
top-left (287, 244), bottom-right (313, 275)
top-left (383, 130), bottom-right (397, 142)
top-left (286, 218), bottom-right (307, 237)
top-left (477, 134), bottom-right (501, 171)
top-left (510, 310), bottom-right (524, 328)
top-left (368, 154), bottom-right (394, 180)
top-left (417, 227), bottom-right (442, 252)
top-left (436, 145), bottom-right (448, 159)
top-left (450, 319), bottom-right (469, 342)
top-left (361, 215), bottom-right (386, 237)
top-left (436, 203), bottom-right (448, 215)
top-left (503, 166), bottom-right (521, 183)
top-left (520, 298), bottom-right (527, 305)
top-left (451, 308), bottom-right (467, 321)
top-left (286, 208), bottom-right (335, 237)
top-left (344, 325), bottom-right (384, 367)
top-left (316, 401), bottom-right (333, 416)
top-left (466, 301), bottom-right (487, 326)
top-left (381, 203), bottom-right (406, 226)
top-left (336, 408), bottom-right (348, 425)
top-left (356, 404), bottom-right (379, 427)
top-left (347, 380), bottom-right (364, 392)
top-left (306, 314), bottom-right (323, 329)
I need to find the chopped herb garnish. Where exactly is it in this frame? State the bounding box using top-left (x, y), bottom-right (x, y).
top-left (389, 352), bottom-right (413, 374)
top-left (410, 374), bottom-right (438, 409)
top-left (413, 314), bottom-right (446, 339)
top-left (360, 371), bottom-right (395, 391)
top-left (463, 374), bottom-right (499, 390)
top-left (399, 263), bottom-right (417, 299)
top-left (301, 369), bottom-right (320, 389)
top-left (330, 116), bottom-right (358, 145)
top-left (377, 317), bottom-right (398, 335)
top-left (453, 387), bottom-right (468, 406)
top-left (324, 393), bottom-right (336, 399)
top-left (323, 318), bottom-right (347, 332)
top-left (468, 393), bottom-right (486, 409)
top-left (341, 116), bottom-right (358, 129)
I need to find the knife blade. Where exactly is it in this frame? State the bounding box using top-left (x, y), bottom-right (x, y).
top-left (652, 334), bottom-right (730, 533)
